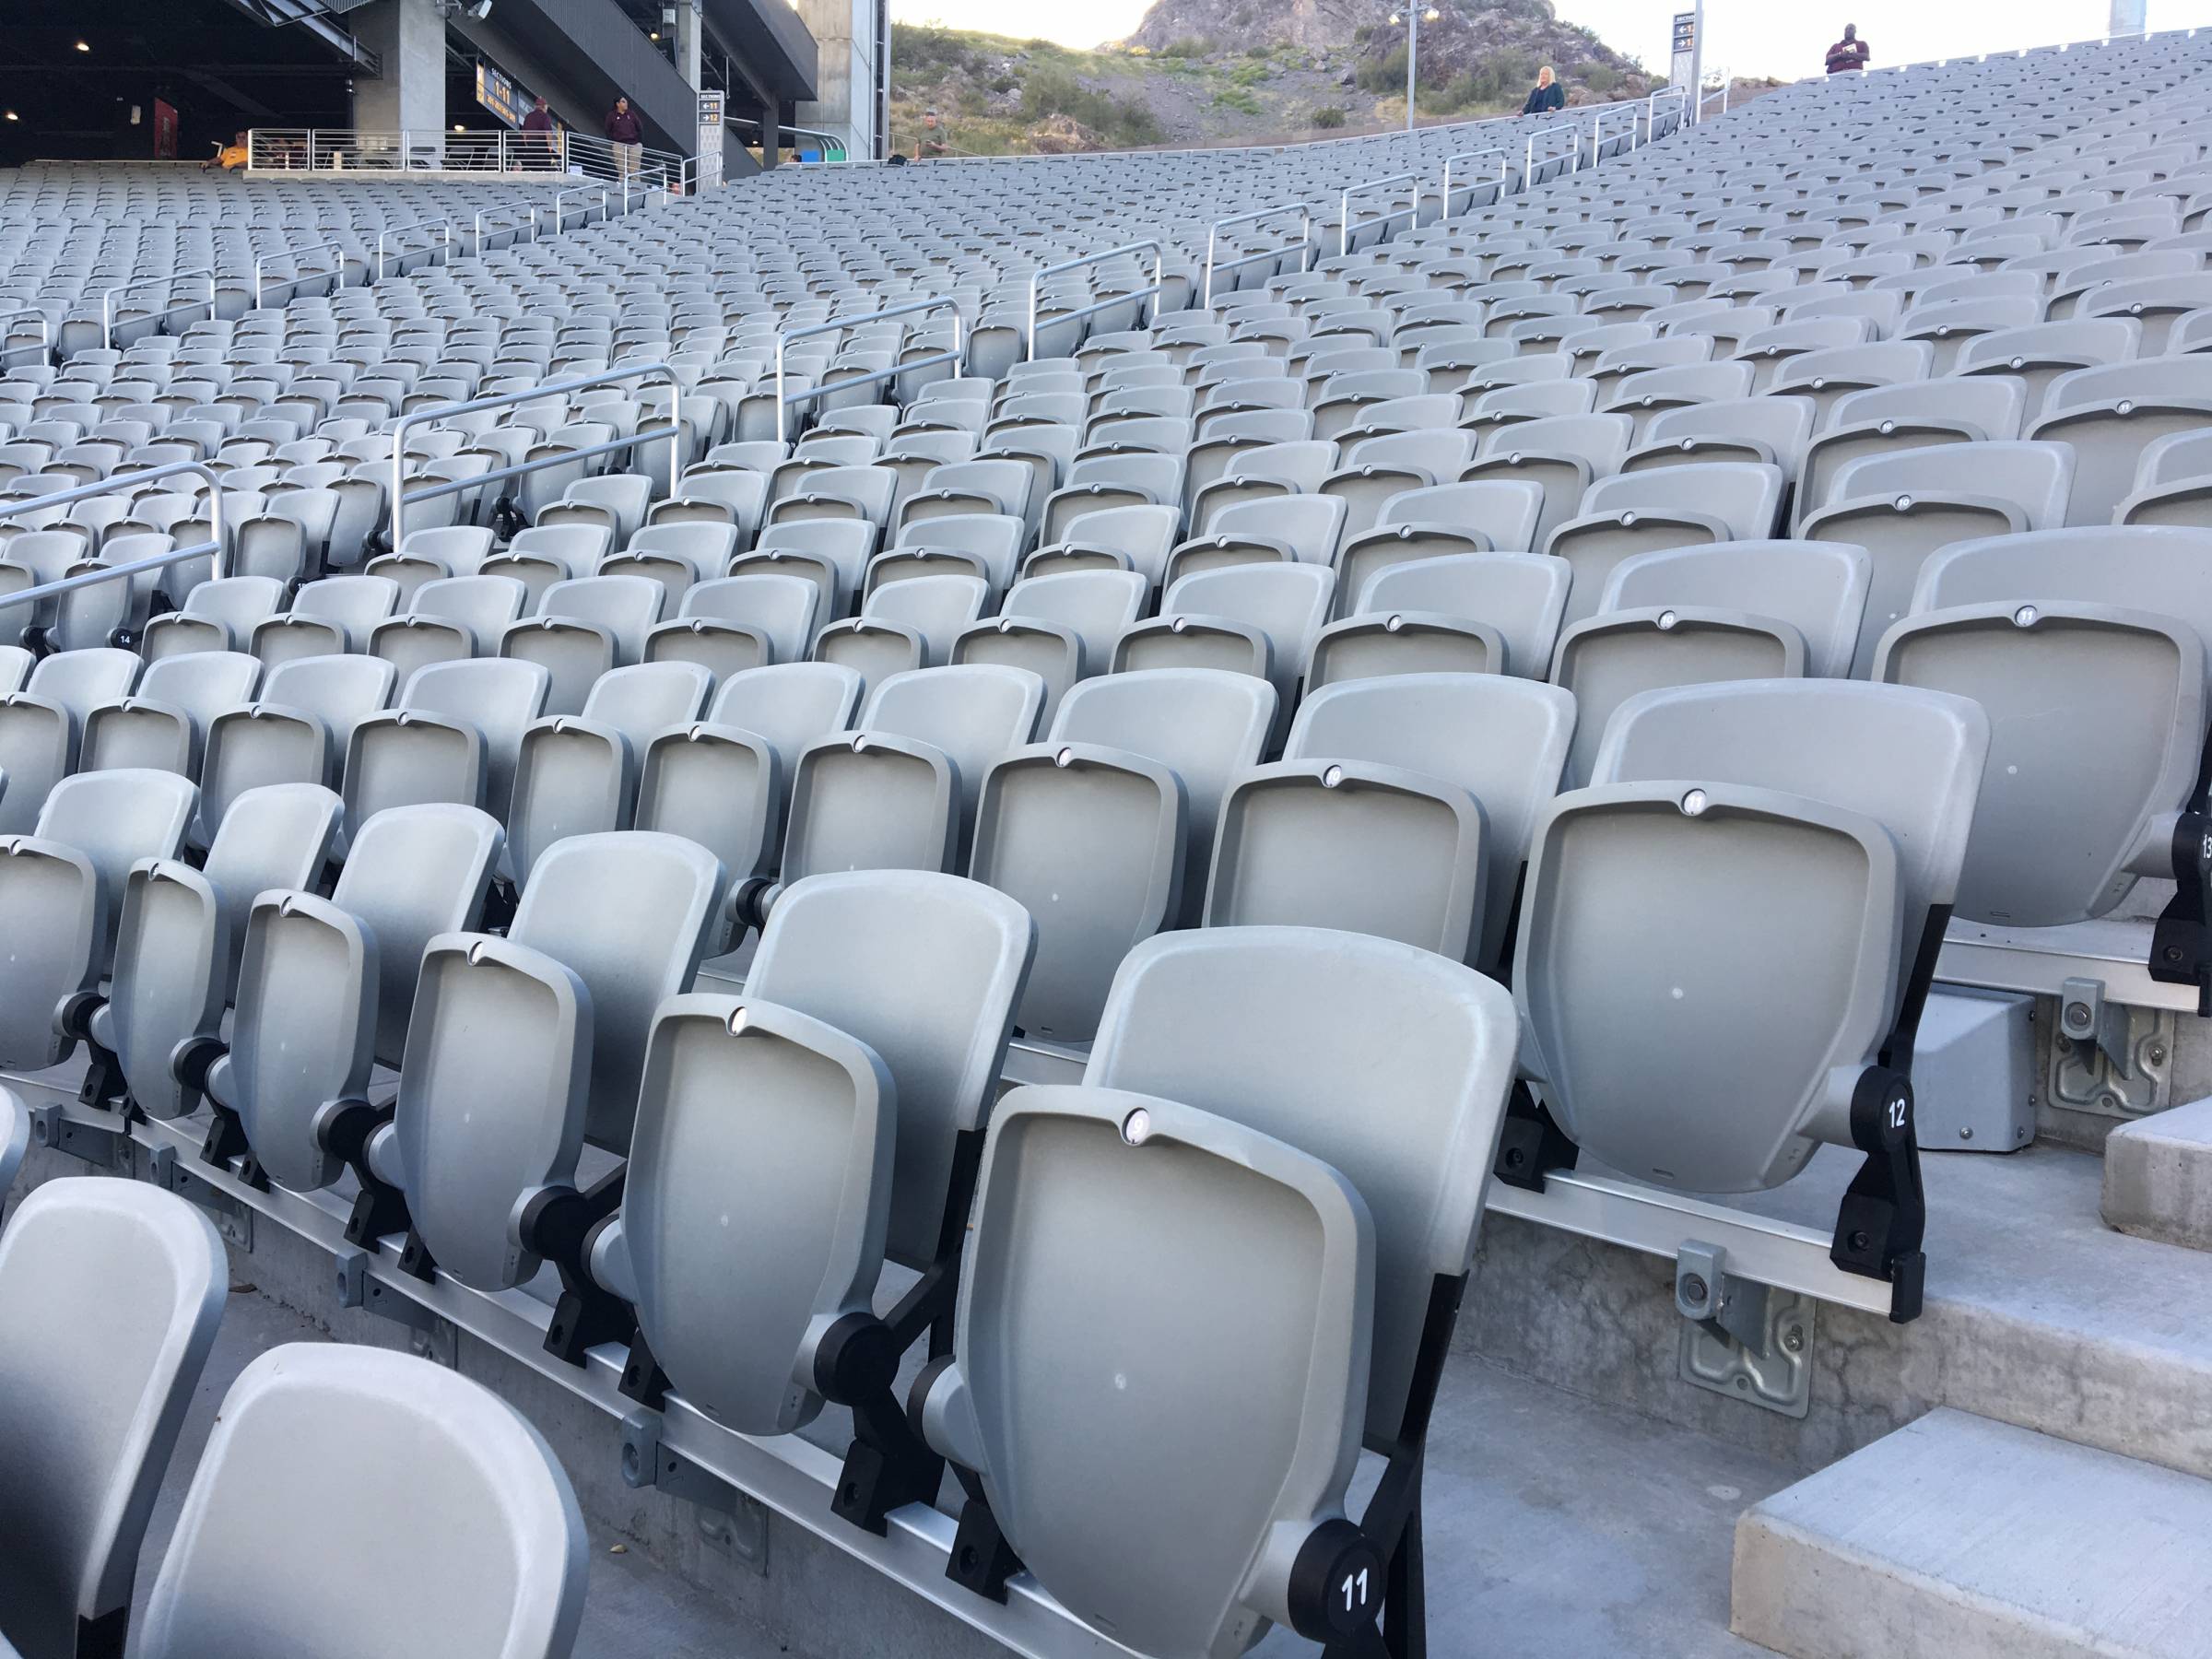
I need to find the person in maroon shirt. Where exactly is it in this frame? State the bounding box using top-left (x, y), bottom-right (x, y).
top-left (1826, 24), bottom-right (1870, 73)
top-left (522, 95), bottom-right (559, 170)
top-left (606, 95), bottom-right (643, 178)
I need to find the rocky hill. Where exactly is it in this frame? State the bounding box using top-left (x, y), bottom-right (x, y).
top-left (889, 0), bottom-right (1655, 158)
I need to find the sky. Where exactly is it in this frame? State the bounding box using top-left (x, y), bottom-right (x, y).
top-left (885, 0), bottom-right (2212, 80)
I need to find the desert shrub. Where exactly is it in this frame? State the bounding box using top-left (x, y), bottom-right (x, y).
top-left (1311, 105), bottom-right (1347, 128)
top-left (1214, 86), bottom-right (1262, 114)
top-left (1160, 36), bottom-right (1214, 57)
top-left (1356, 44), bottom-right (1409, 91)
top-left (1584, 64), bottom-right (1619, 94)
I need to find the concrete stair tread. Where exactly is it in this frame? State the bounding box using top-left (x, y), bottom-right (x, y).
top-left (1733, 1407), bottom-right (2212, 1659)
top-left (2103, 1096), bottom-right (2212, 1252)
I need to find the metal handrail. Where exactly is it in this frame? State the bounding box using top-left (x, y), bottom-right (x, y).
top-left (0, 461), bottom-right (230, 611)
top-left (1699, 82), bottom-right (1732, 120)
top-left (1441, 147), bottom-right (1511, 218)
top-left (390, 362), bottom-right (681, 546)
top-left (0, 306), bottom-right (52, 368)
top-left (1026, 241), bottom-right (1164, 362)
top-left (1648, 85), bottom-right (1691, 134)
top-left (1339, 172), bottom-right (1418, 257)
top-left (470, 203), bottom-right (540, 253)
top-left (253, 238), bottom-right (360, 308)
top-left (1524, 122), bottom-right (1583, 186)
top-left (552, 185), bottom-right (609, 236)
top-left (1587, 106), bottom-right (1641, 168)
top-left (374, 218), bottom-right (453, 281)
top-left (1203, 202), bottom-right (1313, 310)
top-left (773, 298), bottom-right (965, 443)
top-left (101, 267), bottom-right (218, 351)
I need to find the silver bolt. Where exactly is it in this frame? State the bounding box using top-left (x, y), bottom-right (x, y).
top-left (1681, 1273), bottom-right (1710, 1306)
top-left (1959, 1125), bottom-right (1975, 1141)
top-left (1782, 1325), bottom-right (1805, 1354)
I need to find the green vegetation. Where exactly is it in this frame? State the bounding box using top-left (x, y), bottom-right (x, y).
top-left (1022, 66), bottom-right (1163, 146)
top-left (1213, 86), bottom-right (1262, 114)
top-left (1160, 37), bottom-right (1215, 57)
top-left (1311, 105), bottom-right (1347, 129)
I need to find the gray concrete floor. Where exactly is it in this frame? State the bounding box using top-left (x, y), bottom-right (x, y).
top-left (124, 1278), bottom-right (798, 1659)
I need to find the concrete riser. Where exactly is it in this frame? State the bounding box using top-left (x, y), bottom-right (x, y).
top-left (1459, 1211), bottom-right (2212, 1484)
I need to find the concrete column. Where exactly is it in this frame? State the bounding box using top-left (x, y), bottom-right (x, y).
top-left (351, 0), bottom-right (446, 138)
top-left (2109, 0), bottom-right (2147, 34)
top-left (673, 0), bottom-right (704, 91)
top-left (794, 0), bottom-right (870, 159)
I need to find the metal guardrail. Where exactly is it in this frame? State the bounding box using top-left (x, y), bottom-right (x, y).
top-left (1586, 105), bottom-right (1641, 166)
top-left (1441, 147), bottom-right (1511, 218)
top-left (469, 203), bottom-right (541, 253)
top-left (1648, 85), bottom-right (1691, 133)
top-left (1203, 202), bottom-right (1313, 309)
top-left (253, 239), bottom-right (361, 309)
top-left (773, 298), bottom-right (966, 443)
top-left (1698, 82), bottom-right (1733, 121)
top-left (373, 218), bottom-right (453, 281)
top-left (0, 306), bottom-right (52, 369)
top-left (389, 363), bottom-right (683, 546)
top-left (1339, 172), bottom-right (1418, 257)
top-left (102, 268), bottom-right (218, 352)
top-left (553, 185), bottom-right (610, 237)
top-left (0, 462), bottom-right (229, 613)
top-left (1025, 241), bottom-right (1164, 362)
top-left (1524, 121), bottom-right (1583, 185)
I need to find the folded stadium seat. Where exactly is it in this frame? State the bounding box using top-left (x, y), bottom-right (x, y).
top-left (648, 466), bottom-right (768, 547)
top-left (732, 518), bottom-right (879, 618)
top-left (1115, 563), bottom-right (1335, 724)
top-left (88, 782), bottom-right (341, 1124)
top-left (1731, 316), bottom-right (1879, 393)
top-left (368, 573), bottom-right (531, 684)
top-left (233, 488), bottom-right (339, 585)
top-left (2077, 272), bottom-right (2212, 354)
top-left (1583, 335), bottom-right (1716, 404)
top-left (0, 647), bottom-right (140, 834)
top-left (749, 656), bottom-right (1040, 888)
top-left (1207, 673), bottom-right (1573, 970)
top-left (763, 463), bottom-right (899, 535)
top-left (967, 667), bottom-right (1277, 1041)
top-left (1877, 524), bottom-right (2212, 1005)
top-left (1461, 378), bottom-right (1599, 441)
top-left (539, 473), bottom-right (654, 545)
top-left (912, 925), bottom-right (1516, 1657)
top-left (2027, 357), bottom-right (2212, 526)
top-left (202, 802), bottom-right (502, 1202)
top-left (1802, 441), bottom-right (2076, 674)
top-left (1618, 394), bottom-right (1818, 491)
top-left (641, 571), bottom-right (818, 681)
top-left (0, 642), bottom-right (29, 695)
top-left (1507, 677), bottom-right (1989, 1321)
top-left (596, 870), bottom-right (1034, 1529)
top-left (364, 524), bottom-right (499, 605)
top-left (507, 662), bottom-right (714, 880)
top-left (195, 653), bottom-right (397, 842)
top-left (1040, 453), bottom-right (1185, 544)
top-left (0, 528), bottom-right (90, 639)
top-left (78, 650), bottom-right (261, 777)
top-left (598, 522), bottom-right (740, 606)
top-left (948, 569), bottom-right (1147, 724)
top-left (250, 574), bottom-right (401, 668)
top-left (1767, 339), bottom-right (1936, 430)
top-left (1545, 462), bottom-right (1788, 629)
top-left (896, 459), bottom-right (1037, 547)
top-left (480, 525), bottom-right (616, 607)
top-left (1598, 360), bottom-right (1759, 445)
top-left (1022, 502), bottom-right (1182, 587)
top-left (1306, 547), bottom-right (1570, 688)
top-left (1318, 428), bottom-right (1478, 540)
top-left (1549, 541), bottom-right (1874, 787)
top-left (1456, 414), bottom-right (1636, 562)
top-left (2116, 428), bottom-right (2212, 527)
top-left (1895, 293), bottom-right (2044, 372)
top-left (0, 767), bottom-right (197, 1072)
top-left (133, 1345), bottom-right (586, 1659)
top-left (1794, 373), bottom-right (2030, 529)
top-left (813, 571), bottom-right (990, 688)
top-left (0, 1179), bottom-right (227, 1659)
top-left (499, 573), bottom-right (665, 717)
top-left (1187, 441), bottom-right (1340, 534)
top-left (869, 513), bottom-right (1027, 598)
top-left (359, 830), bottom-right (720, 1354)
top-left (341, 656), bottom-right (551, 835)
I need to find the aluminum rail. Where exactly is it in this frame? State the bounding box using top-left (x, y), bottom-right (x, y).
top-left (1648, 84), bottom-right (1691, 135)
top-left (0, 461), bottom-right (229, 609)
top-left (101, 267), bottom-right (218, 351)
top-left (253, 239), bottom-right (360, 308)
top-left (373, 218), bottom-right (453, 281)
top-left (1025, 241), bottom-right (1164, 362)
top-left (469, 203), bottom-right (540, 253)
top-left (1202, 202), bottom-right (1313, 310)
top-left (1698, 82), bottom-right (1732, 120)
top-left (772, 297), bottom-right (965, 443)
top-left (1524, 121), bottom-right (1583, 186)
top-left (1586, 104), bottom-right (1641, 169)
top-left (1441, 147), bottom-right (1511, 218)
top-left (0, 306), bottom-right (52, 367)
top-left (389, 363), bottom-right (681, 546)
top-left (1338, 172), bottom-right (1418, 257)
top-left (552, 184), bottom-right (610, 236)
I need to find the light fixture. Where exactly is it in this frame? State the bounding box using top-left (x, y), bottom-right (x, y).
top-left (650, 30), bottom-right (660, 40)
top-left (3, 112), bottom-right (17, 123)
top-left (76, 40), bottom-right (90, 52)
top-left (453, 124), bottom-right (466, 132)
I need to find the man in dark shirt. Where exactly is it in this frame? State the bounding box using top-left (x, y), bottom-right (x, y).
top-left (1826, 24), bottom-right (1870, 74)
top-left (522, 95), bottom-right (558, 170)
top-left (606, 95), bottom-right (643, 179)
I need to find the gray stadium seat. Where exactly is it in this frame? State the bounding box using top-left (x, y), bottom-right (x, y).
top-left (0, 647), bottom-right (140, 833)
top-left (1546, 462), bottom-right (1787, 627)
top-left (643, 571), bottom-right (819, 679)
top-left (1310, 550), bottom-right (1572, 686)
top-left (196, 653), bottom-right (397, 841)
top-left (342, 656), bottom-right (551, 833)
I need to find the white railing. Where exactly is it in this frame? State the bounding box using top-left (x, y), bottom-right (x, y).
top-left (1203, 203), bottom-right (1313, 309)
top-left (245, 126), bottom-right (684, 185)
top-left (1441, 147), bottom-right (1511, 218)
top-left (1026, 241), bottom-right (1165, 360)
top-left (1340, 172), bottom-right (1418, 256)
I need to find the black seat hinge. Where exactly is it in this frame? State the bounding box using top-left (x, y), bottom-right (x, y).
top-left (1829, 1065), bottom-right (1924, 1324)
top-left (2150, 809), bottom-right (2212, 1017)
top-left (520, 1166), bottom-right (635, 1365)
top-left (1490, 1079), bottom-right (1577, 1191)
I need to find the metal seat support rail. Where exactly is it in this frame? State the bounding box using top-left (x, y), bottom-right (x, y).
top-left (772, 297), bottom-right (966, 444)
top-left (390, 362), bottom-right (684, 546)
top-left (1524, 122), bottom-right (1583, 186)
top-left (1203, 203), bottom-right (1314, 310)
top-left (253, 240), bottom-right (363, 309)
top-left (0, 460), bottom-right (230, 614)
top-left (553, 185), bottom-right (611, 236)
top-left (1339, 173), bottom-right (1418, 257)
top-left (1026, 241), bottom-right (1165, 361)
top-left (0, 307), bottom-right (52, 369)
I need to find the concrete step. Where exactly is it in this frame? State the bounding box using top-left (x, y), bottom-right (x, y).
top-left (2103, 1097), bottom-right (2212, 1251)
top-left (1731, 1407), bottom-right (2212, 1659)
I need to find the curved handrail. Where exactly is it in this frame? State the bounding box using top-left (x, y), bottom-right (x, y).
top-left (1027, 241), bottom-right (1165, 361)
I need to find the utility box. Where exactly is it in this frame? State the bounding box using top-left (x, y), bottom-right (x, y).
top-left (1914, 988), bottom-right (2037, 1153)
